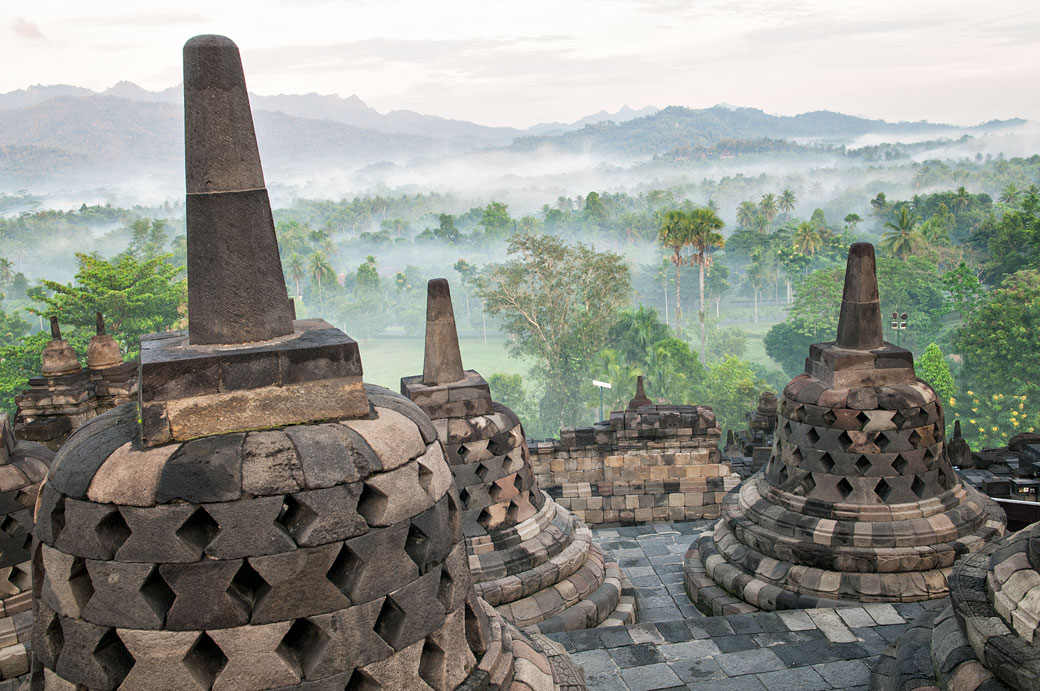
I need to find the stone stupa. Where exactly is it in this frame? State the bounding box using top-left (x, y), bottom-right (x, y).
top-left (86, 313), bottom-right (138, 413)
top-left (402, 279), bottom-right (633, 632)
top-left (30, 34), bottom-right (584, 691)
top-left (686, 242), bottom-right (1006, 614)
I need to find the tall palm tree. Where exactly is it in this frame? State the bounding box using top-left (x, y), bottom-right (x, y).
top-left (658, 210), bottom-right (691, 326)
top-left (308, 251), bottom-right (334, 312)
top-left (999, 184), bottom-right (1022, 206)
top-left (744, 260), bottom-right (767, 324)
top-left (287, 253), bottom-right (305, 299)
top-left (880, 207), bottom-right (923, 259)
top-left (0, 258), bottom-right (14, 286)
top-left (952, 186), bottom-right (972, 212)
top-left (687, 207), bottom-right (725, 360)
top-left (793, 222), bottom-right (822, 257)
top-left (759, 193), bottom-right (779, 226)
top-left (736, 201), bottom-right (757, 228)
top-left (778, 189), bottom-right (797, 221)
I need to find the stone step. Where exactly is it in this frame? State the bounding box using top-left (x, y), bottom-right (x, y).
top-left (525, 560), bottom-right (627, 634)
top-left (475, 524), bottom-right (593, 606)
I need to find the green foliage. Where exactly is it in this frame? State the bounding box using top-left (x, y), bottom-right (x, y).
top-left (0, 332), bottom-right (49, 418)
top-left (479, 202), bottom-right (513, 240)
top-left (916, 344), bottom-right (955, 405)
top-left (949, 391), bottom-right (1037, 449)
top-left (703, 356), bottom-right (767, 435)
top-left (704, 326), bottom-right (747, 363)
top-left (763, 320), bottom-right (816, 379)
top-left (954, 269), bottom-right (1040, 400)
top-left (32, 253), bottom-right (185, 356)
top-left (476, 233), bottom-right (631, 433)
top-left (487, 373), bottom-right (539, 432)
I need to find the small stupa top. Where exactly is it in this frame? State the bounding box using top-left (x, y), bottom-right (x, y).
top-left (757, 391), bottom-right (778, 414)
top-left (627, 376), bottom-right (653, 410)
top-left (184, 34), bottom-right (294, 345)
top-left (804, 242), bottom-right (915, 389)
top-left (402, 279), bottom-right (493, 418)
top-left (39, 317), bottom-right (81, 376)
top-left (86, 312), bottom-right (123, 369)
top-left (138, 35), bottom-right (366, 447)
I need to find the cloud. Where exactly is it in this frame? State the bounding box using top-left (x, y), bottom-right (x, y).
top-left (11, 17), bottom-right (46, 41)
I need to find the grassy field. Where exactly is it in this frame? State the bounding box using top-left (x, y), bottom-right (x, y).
top-left (358, 335), bottom-right (530, 390)
top-left (740, 318), bottom-right (784, 370)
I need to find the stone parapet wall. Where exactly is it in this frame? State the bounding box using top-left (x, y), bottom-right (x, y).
top-left (528, 405), bottom-right (736, 525)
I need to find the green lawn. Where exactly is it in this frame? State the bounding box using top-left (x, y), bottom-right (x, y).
top-left (357, 336), bottom-right (530, 390)
top-left (741, 319), bottom-right (784, 370)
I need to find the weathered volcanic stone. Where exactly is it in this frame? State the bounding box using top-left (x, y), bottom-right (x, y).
top-left (686, 243), bottom-right (1006, 616)
top-left (423, 277), bottom-right (466, 385)
top-left (183, 34), bottom-right (293, 345)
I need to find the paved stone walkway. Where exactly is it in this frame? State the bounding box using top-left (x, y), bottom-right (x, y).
top-left (541, 521), bottom-right (941, 691)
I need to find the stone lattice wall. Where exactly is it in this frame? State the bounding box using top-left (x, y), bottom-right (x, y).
top-left (528, 405), bottom-right (738, 524)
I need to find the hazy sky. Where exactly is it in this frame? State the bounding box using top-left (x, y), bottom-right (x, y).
top-left (4, 0), bottom-right (1039, 128)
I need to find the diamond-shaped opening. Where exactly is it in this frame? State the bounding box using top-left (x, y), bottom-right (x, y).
top-left (892, 455), bottom-right (909, 475)
top-left (911, 475), bottom-right (927, 499)
top-left (855, 456), bottom-right (872, 475)
top-left (937, 467), bottom-right (949, 489)
top-left (139, 566), bottom-right (175, 621)
top-left (175, 507), bottom-right (220, 553)
top-left (891, 410), bottom-right (906, 428)
top-left (781, 420), bottom-right (792, 437)
top-left (822, 409), bottom-right (837, 425)
top-left (40, 608), bottom-right (64, 664)
top-left (0, 514), bottom-right (21, 536)
top-left (799, 473), bottom-right (816, 496)
top-left (276, 495), bottom-right (317, 541)
top-left (279, 618), bottom-right (330, 678)
top-left (837, 430), bottom-right (853, 452)
top-left (95, 509), bottom-right (131, 556)
top-left (908, 429), bottom-right (923, 446)
top-left (405, 521), bottom-right (431, 571)
top-left (93, 628), bottom-right (134, 686)
top-left (373, 595), bottom-right (406, 649)
top-left (476, 507), bottom-right (493, 531)
top-left (69, 557), bottom-right (94, 611)
top-left (805, 427), bottom-right (821, 445)
top-left (9, 563), bottom-right (30, 591)
top-left (183, 632), bottom-right (227, 689)
top-left (488, 477), bottom-right (509, 503)
top-left (458, 488), bottom-right (472, 510)
top-left (417, 461), bottom-right (434, 494)
top-left (819, 452), bottom-right (835, 474)
top-left (49, 494), bottom-right (66, 541)
top-left (924, 447), bottom-right (936, 463)
top-left (357, 483), bottom-right (389, 525)
top-left (836, 477), bottom-right (854, 501)
top-left (874, 478), bottom-right (893, 502)
top-left (15, 488), bottom-right (35, 508)
top-left (475, 462), bottom-right (491, 481)
top-left (227, 560), bottom-right (270, 613)
top-left (345, 669), bottom-right (380, 691)
top-left (507, 499), bottom-right (521, 524)
top-left (778, 464), bottom-right (789, 486)
top-left (418, 638), bottom-right (446, 689)
top-left (447, 491), bottom-right (461, 540)
top-left (326, 544), bottom-right (361, 597)
top-left (790, 447), bottom-right (803, 464)
top-left (487, 433), bottom-right (511, 456)
top-left (437, 567), bottom-right (456, 609)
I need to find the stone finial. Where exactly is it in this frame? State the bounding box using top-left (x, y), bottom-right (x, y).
top-left (835, 242), bottom-right (884, 351)
top-left (422, 278), bottom-right (466, 385)
top-left (183, 34), bottom-right (294, 345)
top-left (87, 312), bottom-right (123, 370)
top-left (627, 376), bottom-right (653, 410)
top-left (49, 316), bottom-right (61, 341)
top-left (954, 420), bottom-right (962, 438)
top-left (95, 311), bottom-right (105, 335)
top-left (41, 318), bottom-right (81, 376)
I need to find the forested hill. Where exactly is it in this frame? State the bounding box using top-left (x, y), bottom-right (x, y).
top-left (507, 105), bottom-right (1026, 156)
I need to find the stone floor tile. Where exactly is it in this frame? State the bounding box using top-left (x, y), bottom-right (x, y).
top-left (658, 640), bottom-right (722, 661)
top-left (610, 642), bottom-right (666, 668)
top-left (805, 609), bottom-right (858, 643)
top-left (599, 627), bottom-right (634, 648)
top-left (620, 662), bottom-right (684, 691)
top-left (861, 603), bottom-right (904, 626)
top-left (776, 609), bottom-right (816, 631)
top-left (714, 648), bottom-right (786, 676)
top-left (812, 659), bottom-right (871, 687)
top-left (571, 649), bottom-right (619, 677)
top-left (754, 666), bottom-right (830, 691)
top-left (712, 635), bottom-right (758, 653)
top-left (628, 624), bottom-right (667, 645)
top-left (835, 607), bottom-right (876, 629)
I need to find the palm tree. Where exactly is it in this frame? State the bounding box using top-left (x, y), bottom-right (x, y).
top-left (687, 207), bottom-right (725, 360)
top-left (759, 193), bottom-right (779, 226)
top-left (999, 184), bottom-right (1022, 206)
top-left (952, 186), bottom-right (972, 212)
top-left (287, 253), bottom-right (305, 299)
top-left (752, 214), bottom-right (770, 234)
top-left (736, 201), bottom-right (757, 228)
top-left (308, 251), bottom-right (334, 312)
top-left (744, 260), bottom-right (767, 324)
top-left (658, 210), bottom-right (691, 326)
top-left (0, 258), bottom-right (14, 286)
top-left (793, 222), bottom-right (822, 257)
top-left (880, 207), bottom-right (923, 259)
top-left (778, 189), bottom-right (797, 221)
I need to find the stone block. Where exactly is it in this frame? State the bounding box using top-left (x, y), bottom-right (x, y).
top-left (117, 628), bottom-right (207, 691)
top-left (357, 460), bottom-right (433, 527)
top-left (155, 433), bottom-right (245, 503)
top-left (82, 561), bottom-right (172, 629)
top-left (52, 499), bottom-right (129, 560)
top-left (296, 599), bottom-right (393, 678)
top-left (204, 496), bottom-right (297, 558)
top-left (240, 430), bottom-right (305, 496)
top-left (159, 559), bottom-right (250, 630)
top-left (54, 616), bottom-right (134, 689)
top-left (46, 404), bottom-right (137, 500)
top-left (86, 441), bottom-right (178, 507)
top-left (116, 504), bottom-right (208, 563)
top-left (344, 408), bottom-right (426, 472)
top-left (375, 567), bottom-right (446, 651)
top-left (282, 483), bottom-right (367, 547)
top-left (247, 543), bottom-right (349, 623)
top-left (208, 621), bottom-right (301, 689)
top-left (332, 522), bottom-right (419, 603)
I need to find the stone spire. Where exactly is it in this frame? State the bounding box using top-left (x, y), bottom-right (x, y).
top-left (422, 278), bottom-right (466, 385)
top-left (835, 242), bottom-right (884, 351)
top-left (627, 375), bottom-right (652, 409)
top-left (39, 317), bottom-right (80, 376)
top-left (49, 317), bottom-right (60, 341)
top-left (183, 34), bottom-right (293, 345)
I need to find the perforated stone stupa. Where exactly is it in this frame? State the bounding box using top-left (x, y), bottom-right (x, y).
top-left (0, 417), bottom-right (52, 683)
top-left (30, 34), bottom-right (584, 691)
top-left (86, 313), bottom-right (138, 413)
top-left (403, 279), bottom-right (633, 632)
top-left (686, 242), bottom-right (1006, 615)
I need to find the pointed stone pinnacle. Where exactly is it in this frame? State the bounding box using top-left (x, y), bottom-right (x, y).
top-left (95, 312), bottom-right (105, 335)
top-left (954, 420), bottom-right (962, 439)
top-left (835, 242), bottom-right (884, 351)
top-left (627, 375), bottom-right (653, 410)
top-left (183, 34), bottom-right (294, 345)
top-left (49, 317), bottom-right (61, 341)
top-left (422, 278), bottom-right (466, 385)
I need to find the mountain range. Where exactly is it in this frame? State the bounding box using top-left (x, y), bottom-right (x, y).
top-left (0, 82), bottom-right (1026, 190)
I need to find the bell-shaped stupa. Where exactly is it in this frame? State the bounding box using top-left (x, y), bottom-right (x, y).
top-left (402, 279), bottom-right (634, 632)
top-left (686, 243), bottom-right (1006, 614)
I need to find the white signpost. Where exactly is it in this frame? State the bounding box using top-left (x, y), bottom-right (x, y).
top-left (592, 380), bottom-right (612, 421)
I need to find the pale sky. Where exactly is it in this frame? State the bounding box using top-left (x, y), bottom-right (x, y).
top-left (3, 0), bottom-right (1039, 128)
